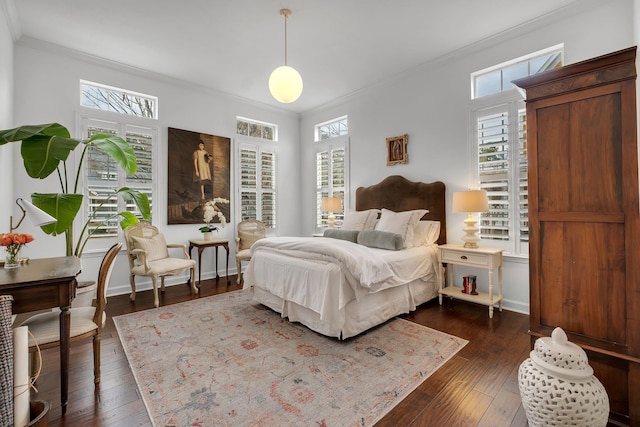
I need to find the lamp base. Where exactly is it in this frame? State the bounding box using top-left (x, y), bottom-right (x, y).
top-left (461, 213), bottom-right (480, 249)
top-left (327, 213), bottom-right (336, 229)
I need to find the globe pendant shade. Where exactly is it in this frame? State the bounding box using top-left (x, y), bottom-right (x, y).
top-left (269, 65), bottom-right (303, 103)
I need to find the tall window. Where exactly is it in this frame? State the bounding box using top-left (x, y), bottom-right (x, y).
top-left (236, 117), bottom-right (278, 229)
top-left (315, 117), bottom-right (349, 228)
top-left (470, 46), bottom-right (562, 255)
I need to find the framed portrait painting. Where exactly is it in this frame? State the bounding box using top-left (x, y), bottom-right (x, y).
top-left (167, 127), bottom-right (231, 225)
top-left (386, 134), bottom-right (408, 166)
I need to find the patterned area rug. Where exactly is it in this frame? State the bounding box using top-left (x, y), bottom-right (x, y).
top-left (114, 290), bottom-right (467, 427)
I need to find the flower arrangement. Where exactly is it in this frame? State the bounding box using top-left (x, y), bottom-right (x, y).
top-left (199, 198), bottom-right (230, 233)
top-left (1, 233), bottom-right (34, 268)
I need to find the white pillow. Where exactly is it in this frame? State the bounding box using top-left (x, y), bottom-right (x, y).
top-left (132, 234), bottom-right (169, 262)
top-left (341, 209), bottom-right (380, 231)
top-left (375, 209), bottom-right (428, 248)
top-left (412, 220), bottom-right (441, 246)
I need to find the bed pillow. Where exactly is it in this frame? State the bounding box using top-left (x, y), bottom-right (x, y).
top-left (323, 229), bottom-right (360, 243)
top-left (238, 230), bottom-right (263, 251)
top-left (412, 220), bottom-right (441, 246)
top-left (341, 209), bottom-right (380, 231)
top-left (375, 208), bottom-right (428, 248)
top-left (131, 234), bottom-right (169, 262)
top-left (357, 230), bottom-right (404, 251)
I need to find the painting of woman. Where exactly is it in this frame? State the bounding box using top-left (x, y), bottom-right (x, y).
top-left (193, 141), bottom-right (213, 200)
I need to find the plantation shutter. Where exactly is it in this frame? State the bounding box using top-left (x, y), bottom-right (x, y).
top-left (85, 122), bottom-right (153, 238)
top-left (476, 101), bottom-right (527, 251)
top-left (239, 146), bottom-right (276, 228)
top-left (316, 147), bottom-right (345, 227)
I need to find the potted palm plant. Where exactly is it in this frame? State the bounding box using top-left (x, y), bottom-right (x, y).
top-left (0, 123), bottom-right (151, 257)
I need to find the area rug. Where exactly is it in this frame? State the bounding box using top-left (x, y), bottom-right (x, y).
top-left (113, 290), bottom-right (467, 427)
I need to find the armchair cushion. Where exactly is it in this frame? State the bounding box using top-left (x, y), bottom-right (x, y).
top-left (131, 257), bottom-right (195, 275)
top-left (131, 234), bottom-right (169, 262)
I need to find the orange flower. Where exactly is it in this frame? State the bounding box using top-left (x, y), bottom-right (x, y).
top-left (0, 233), bottom-right (34, 247)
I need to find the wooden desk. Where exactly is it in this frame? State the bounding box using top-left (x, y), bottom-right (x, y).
top-left (0, 256), bottom-right (81, 415)
top-left (188, 238), bottom-right (229, 284)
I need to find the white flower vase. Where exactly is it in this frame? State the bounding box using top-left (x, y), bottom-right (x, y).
top-left (203, 231), bottom-right (213, 241)
top-left (518, 327), bottom-right (609, 427)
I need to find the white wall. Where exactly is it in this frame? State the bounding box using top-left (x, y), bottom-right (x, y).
top-left (300, 0), bottom-right (635, 314)
top-left (11, 39), bottom-right (301, 296)
top-left (0, 3), bottom-right (14, 226)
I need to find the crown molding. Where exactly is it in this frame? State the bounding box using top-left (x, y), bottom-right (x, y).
top-left (1, 0), bottom-right (21, 41)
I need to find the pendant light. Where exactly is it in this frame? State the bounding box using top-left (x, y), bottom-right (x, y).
top-left (269, 8), bottom-right (303, 103)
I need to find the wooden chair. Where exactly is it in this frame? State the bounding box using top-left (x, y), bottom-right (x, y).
top-left (20, 243), bottom-right (122, 384)
top-left (124, 222), bottom-right (197, 307)
top-left (235, 219), bottom-right (266, 284)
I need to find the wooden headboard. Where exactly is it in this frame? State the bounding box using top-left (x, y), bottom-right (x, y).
top-left (355, 175), bottom-right (447, 245)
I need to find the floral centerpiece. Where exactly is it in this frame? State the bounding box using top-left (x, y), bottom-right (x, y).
top-left (1, 233), bottom-right (34, 269)
top-left (199, 198), bottom-right (229, 236)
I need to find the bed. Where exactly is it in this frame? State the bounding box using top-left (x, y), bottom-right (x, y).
top-left (242, 175), bottom-right (446, 339)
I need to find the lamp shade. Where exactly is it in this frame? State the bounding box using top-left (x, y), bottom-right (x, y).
top-left (18, 198), bottom-right (56, 226)
top-left (269, 65), bottom-right (303, 103)
top-left (321, 197), bottom-right (342, 212)
top-left (452, 190), bottom-right (489, 213)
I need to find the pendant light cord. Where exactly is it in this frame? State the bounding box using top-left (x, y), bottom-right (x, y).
top-left (280, 9), bottom-right (291, 66)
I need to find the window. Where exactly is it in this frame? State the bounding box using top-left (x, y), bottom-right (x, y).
top-left (470, 46), bottom-right (562, 255)
top-left (237, 117), bottom-right (276, 141)
top-left (236, 117), bottom-right (278, 229)
top-left (316, 116), bottom-right (348, 141)
top-left (315, 117), bottom-right (349, 228)
top-left (79, 116), bottom-right (155, 246)
top-left (80, 80), bottom-right (157, 119)
top-left (471, 45), bottom-right (563, 99)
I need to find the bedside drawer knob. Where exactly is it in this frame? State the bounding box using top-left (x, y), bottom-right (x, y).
top-left (460, 255), bottom-right (468, 260)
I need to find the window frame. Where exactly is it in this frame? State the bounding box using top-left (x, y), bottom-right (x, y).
top-left (314, 135), bottom-right (349, 230)
top-left (469, 90), bottom-right (527, 256)
top-left (80, 80), bottom-right (158, 119)
top-left (76, 111), bottom-right (158, 254)
top-left (235, 136), bottom-right (278, 233)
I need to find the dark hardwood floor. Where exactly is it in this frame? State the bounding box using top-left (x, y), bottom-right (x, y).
top-left (30, 275), bottom-right (531, 426)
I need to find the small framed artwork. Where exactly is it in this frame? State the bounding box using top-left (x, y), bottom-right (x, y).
top-left (386, 134), bottom-right (408, 166)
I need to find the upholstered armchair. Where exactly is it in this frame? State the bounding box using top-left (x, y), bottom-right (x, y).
top-left (235, 220), bottom-right (266, 284)
top-left (124, 223), bottom-right (197, 307)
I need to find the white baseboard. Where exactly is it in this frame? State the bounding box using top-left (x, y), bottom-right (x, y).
top-left (107, 268), bottom-right (239, 298)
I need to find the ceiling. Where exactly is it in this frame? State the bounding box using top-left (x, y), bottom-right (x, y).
top-left (5, 0), bottom-right (583, 113)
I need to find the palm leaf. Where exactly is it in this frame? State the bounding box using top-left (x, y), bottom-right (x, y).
top-left (90, 134), bottom-right (137, 175)
top-left (31, 193), bottom-right (83, 236)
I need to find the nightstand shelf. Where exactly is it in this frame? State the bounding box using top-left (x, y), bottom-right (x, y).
top-left (438, 243), bottom-right (504, 318)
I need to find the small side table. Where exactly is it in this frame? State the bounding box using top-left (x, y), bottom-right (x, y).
top-left (188, 238), bottom-right (230, 285)
top-left (438, 243), bottom-right (504, 318)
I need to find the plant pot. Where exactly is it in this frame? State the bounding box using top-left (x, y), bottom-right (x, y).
top-left (203, 231), bottom-right (213, 241)
top-left (28, 400), bottom-right (49, 427)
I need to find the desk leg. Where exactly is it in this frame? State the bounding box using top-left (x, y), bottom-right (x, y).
top-left (197, 247), bottom-right (205, 285)
top-left (488, 269), bottom-right (494, 319)
top-left (60, 305), bottom-right (71, 414)
top-left (214, 247), bottom-right (220, 279)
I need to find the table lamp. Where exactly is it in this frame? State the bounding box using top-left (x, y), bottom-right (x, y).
top-left (452, 190), bottom-right (489, 248)
top-left (321, 197), bottom-right (342, 228)
top-left (9, 198), bottom-right (56, 232)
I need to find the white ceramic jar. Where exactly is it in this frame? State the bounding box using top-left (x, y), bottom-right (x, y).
top-left (518, 327), bottom-right (609, 427)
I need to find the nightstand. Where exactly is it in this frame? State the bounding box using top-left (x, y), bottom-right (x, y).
top-left (438, 243), bottom-right (504, 318)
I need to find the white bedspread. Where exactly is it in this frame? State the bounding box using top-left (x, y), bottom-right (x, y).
top-left (245, 237), bottom-right (439, 319)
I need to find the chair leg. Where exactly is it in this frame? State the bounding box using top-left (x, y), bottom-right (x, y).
top-left (29, 350), bottom-right (37, 381)
top-left (92, 334), bottom-right (101, 384)
top-left (129, 274), bottom-right (137, 301)
top-left (152, 276), bottom-right (160, 308)
top-left (236, 259), bottom-right (242, 284)
top-left (160, 277), bottom-right (166, 293)
top-left (189, 266), bottom-right (198, 294)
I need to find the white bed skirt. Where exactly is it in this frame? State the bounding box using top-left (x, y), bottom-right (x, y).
top-left (247, 274), bottom-right (439, 339)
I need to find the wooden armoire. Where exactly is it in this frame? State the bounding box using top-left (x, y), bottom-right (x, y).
top-left (514, 47), bottom-right (640, 426)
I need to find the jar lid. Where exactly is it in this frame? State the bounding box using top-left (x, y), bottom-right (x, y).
top-left (530, 327), bottom-right (593, 380)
